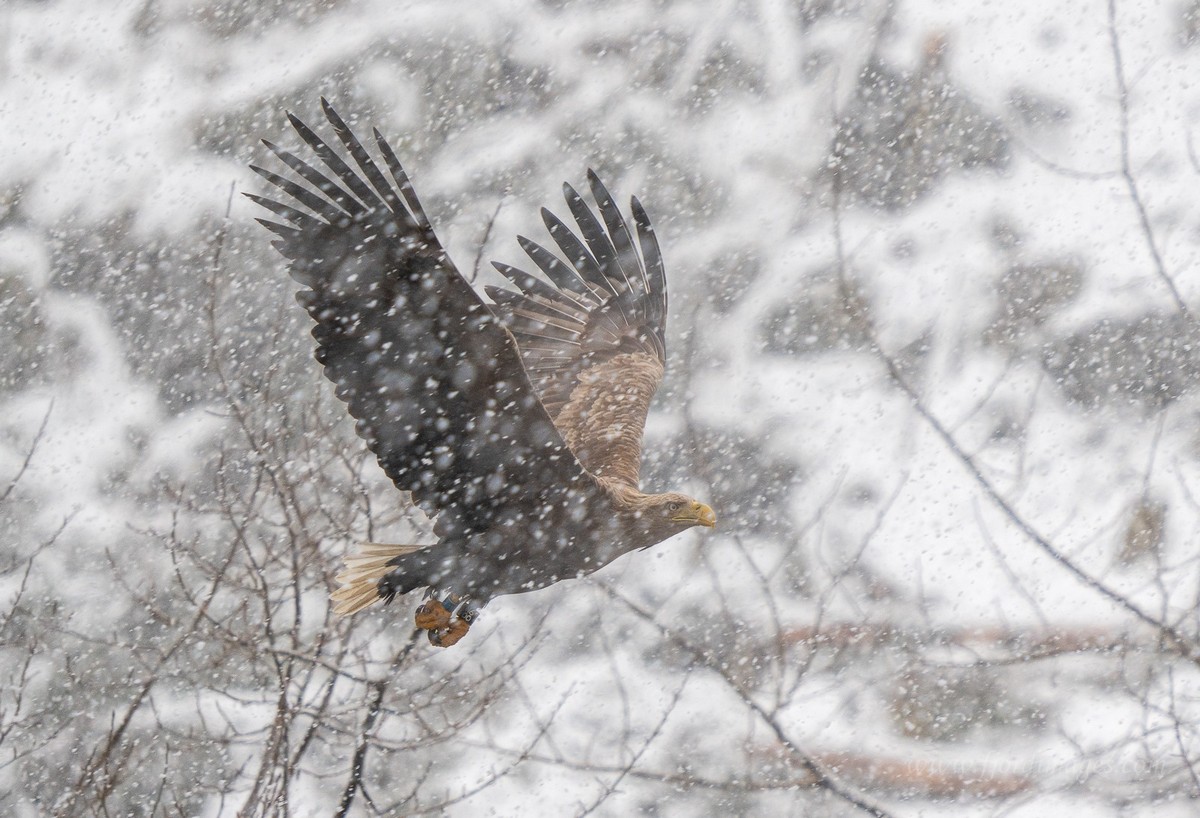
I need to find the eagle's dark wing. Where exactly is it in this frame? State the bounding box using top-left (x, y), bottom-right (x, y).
top-left (484, 173), bottom-right (668, 490)
top-left (249, 99), bottom-right (594, 542)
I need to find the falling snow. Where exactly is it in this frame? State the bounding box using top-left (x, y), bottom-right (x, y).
top-left (5, 1), bottom-right (1200, 816)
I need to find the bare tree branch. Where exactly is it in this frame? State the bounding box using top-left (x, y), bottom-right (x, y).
top-left (1107, 0), bottom-right (1191, 318)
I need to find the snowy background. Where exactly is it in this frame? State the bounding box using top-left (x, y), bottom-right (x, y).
top-left (5, 0), bottom-right (1200, 815)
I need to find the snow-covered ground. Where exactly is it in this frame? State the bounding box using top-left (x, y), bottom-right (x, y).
top-left (5, 0), bottom-right (1200, 815)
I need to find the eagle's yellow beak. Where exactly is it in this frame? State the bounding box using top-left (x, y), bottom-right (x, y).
top-left (675, 501), bottom-right (717, 528)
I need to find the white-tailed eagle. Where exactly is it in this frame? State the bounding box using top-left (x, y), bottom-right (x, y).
top-left (249, 100), bottom-right (714, 646)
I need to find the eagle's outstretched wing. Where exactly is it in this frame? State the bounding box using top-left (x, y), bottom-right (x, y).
top-left (485, 173), bottom-right (668, 490)
top-left (248, 99), bottom-right (593, 543)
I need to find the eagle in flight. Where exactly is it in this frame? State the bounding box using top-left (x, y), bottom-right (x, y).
top-left (250, 100), bottom-right (715, 646)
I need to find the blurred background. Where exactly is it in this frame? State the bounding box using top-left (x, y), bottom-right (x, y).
top-left (5, 0), bottom-right (1200, 815)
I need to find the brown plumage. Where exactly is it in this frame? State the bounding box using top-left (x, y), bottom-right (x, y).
top-left (250, 100), bottom-right (715, 647)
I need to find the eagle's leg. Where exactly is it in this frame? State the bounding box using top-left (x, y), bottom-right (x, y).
top-left (414, 596), bottom-right (451, 631)
top-left (414, 591), bottom-right (478, 647)
top-left (429, 617), bottom-right (470, 647)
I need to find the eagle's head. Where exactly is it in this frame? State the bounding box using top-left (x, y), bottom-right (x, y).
top-left (628, 492), bottom-right (716, 544)
top-left (658, 492), bottom-right (717, 529)
top-left (597, 479), bottom-right (717, 546)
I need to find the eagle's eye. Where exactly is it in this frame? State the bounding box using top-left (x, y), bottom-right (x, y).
top-left (667, 501), bottom-right (681, 512)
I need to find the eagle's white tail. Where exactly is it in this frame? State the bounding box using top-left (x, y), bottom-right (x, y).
top-left (331, 542), bottom-right (423, 616)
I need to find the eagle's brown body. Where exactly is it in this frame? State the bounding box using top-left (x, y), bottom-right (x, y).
top-left (251, 101), bottom-right (714, 645)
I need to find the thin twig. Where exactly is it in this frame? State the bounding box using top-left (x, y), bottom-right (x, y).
top-left (334, 636), bottom-right (419, 818)
top-left (874, 345), bottom-right (1200, 664)
top-left (828, 99), bottom-right (1200, 668)
top-left (469, 198), bottom-right (504, 285)
top-left (602, 585), bottom-right (895, 818)
top-left (0, 400), bottom-right (53, 506)
top-left (1107, 0), bottom-right (1191, 318)
top-left (575, 674), bottom-right (689, 817)
top-left (1167, 666), bottom-right (1200, 795)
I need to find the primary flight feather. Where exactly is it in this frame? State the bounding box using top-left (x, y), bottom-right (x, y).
top-left (250, 100), bottom-right (714, 646)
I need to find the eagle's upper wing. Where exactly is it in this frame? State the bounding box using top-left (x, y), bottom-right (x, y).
top-left (249, 100), bottom-right (594, 541)
top-left (484, 173), bottom-right (668, 491)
